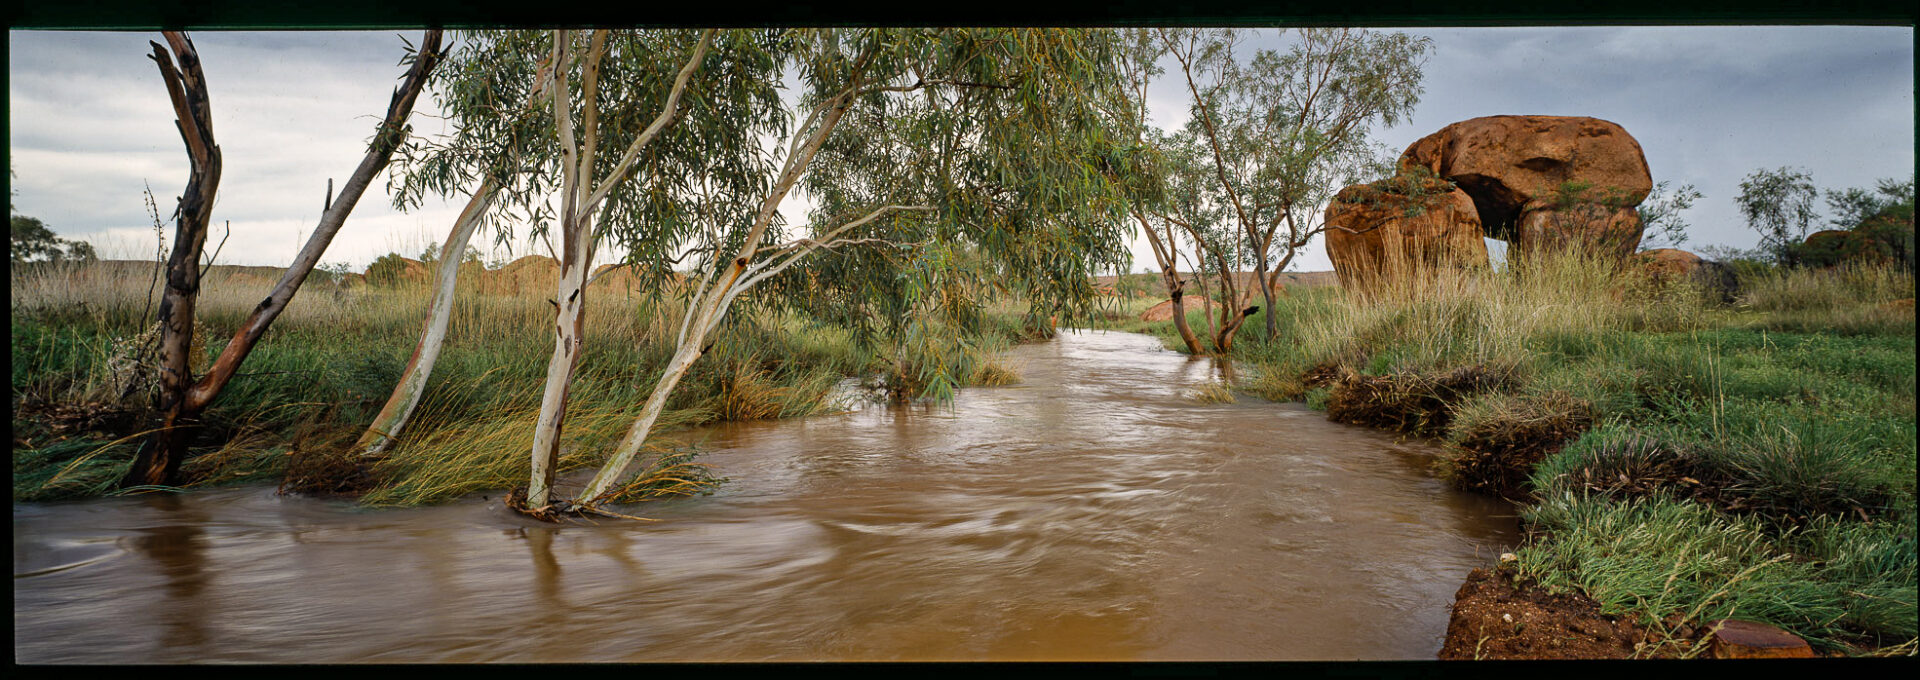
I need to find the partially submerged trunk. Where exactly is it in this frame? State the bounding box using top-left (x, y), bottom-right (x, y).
top-left (572, 73), bottom-right (901, 506)
top-left (526, 225), bottom-right (595, 506)
top-left (520, 30), bottom-right (712, 509)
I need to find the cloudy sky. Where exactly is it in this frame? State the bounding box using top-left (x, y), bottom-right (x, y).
top-left (8, 26), bottom-right (1914, 273)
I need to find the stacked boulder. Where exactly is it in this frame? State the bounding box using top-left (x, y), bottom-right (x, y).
top-left (1324, 171), bottom-right (1489, 294)
top-left (1329, 115), bottom-right (1661, 293)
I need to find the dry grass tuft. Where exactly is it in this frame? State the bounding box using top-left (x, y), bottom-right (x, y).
top-left (1184, 379), bottom-right (1237, 404)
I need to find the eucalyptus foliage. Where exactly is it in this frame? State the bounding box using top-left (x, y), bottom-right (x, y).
top-left (391, 29), bottom-right (789, 298)
top-left (766, 28), bottom-right (1140, 379)
top-left (1737, 166), bottom-right (1822, 264)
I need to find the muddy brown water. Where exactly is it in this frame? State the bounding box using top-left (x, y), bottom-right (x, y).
top-left (14, 330), bottom-right (1517, 663)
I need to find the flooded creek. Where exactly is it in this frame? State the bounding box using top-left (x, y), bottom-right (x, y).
top-left (14, 330), bottom-right (1517, 662)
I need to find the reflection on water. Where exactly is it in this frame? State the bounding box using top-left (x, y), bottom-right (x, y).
top-left (14, 330), bottom-right (1516, 662)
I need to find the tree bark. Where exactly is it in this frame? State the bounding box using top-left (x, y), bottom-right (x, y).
top-left (1255, 252), bottom-right (1277, 339)
top-left (122, 33), bottom-right (221, 489)
top-left (573, 69), bottom-right (869, 506)
top-left (1132, 208), bottom-right (1202, 354)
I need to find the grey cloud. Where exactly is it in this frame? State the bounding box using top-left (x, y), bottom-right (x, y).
top-left (11, 27), bottom-right (1915, 273)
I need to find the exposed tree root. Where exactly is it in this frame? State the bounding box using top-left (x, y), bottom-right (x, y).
top-left (503, 486), bottom-right (660, 523)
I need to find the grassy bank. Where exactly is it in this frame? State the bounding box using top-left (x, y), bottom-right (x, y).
top-left (1125, 251), bottom-right (1916, 654)
top-left (11, 259), bottom-right (1036, 505)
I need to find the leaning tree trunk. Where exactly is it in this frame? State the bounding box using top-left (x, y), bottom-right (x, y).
top-left (1133, 208), bottom-right (1202, 354)
top-left (352, 186), bottom-right (494, 456)
top-left (121, 30), bottom-right (444, 490)
top-left (122, 33), bottom-right (220, 489)
top-left (572, 72), bottom-right (864, 508)
top-left (356, 53), bottom-right (558, 457)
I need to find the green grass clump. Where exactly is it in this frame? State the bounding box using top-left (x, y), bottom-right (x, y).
top-left (1515, 493), bottom-right (1915, 650)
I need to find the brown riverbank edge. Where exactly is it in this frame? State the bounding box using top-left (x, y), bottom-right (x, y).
top-left (1439, 566), bottom-right (1682, 660)
top-left (1440, 566), bottom-right (1901, 660)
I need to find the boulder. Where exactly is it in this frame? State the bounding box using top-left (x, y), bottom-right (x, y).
top-left (1515, 203), bottom-right (1644, 258)
top-left (364, 256), bottom-right (431, 288)
top-left (1635, 248), bottom-right (1704, 282)
top-left (1634, 248), bottom-right (1739, 303)
top-left (1705, 619), bottom-right (1814, 659)
top-left (1795, 228), bottom-right (1894, 268)
top-left (1401, 115), bottom-right (1652, 256)
top-left (1324, 174), bottom-right (1489, 295)
top-left (1140, 296), bottom-right (1218, 322)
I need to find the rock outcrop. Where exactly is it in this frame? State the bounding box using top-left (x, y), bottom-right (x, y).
top-left (1328, 115), bottom-right (1658, 293)
top-left (476, 255), bottom-right (559, 296)
top-left (1704, 619), bottom-right (1815, 659)
top-left (1796, 228), bottom-right (1895, 268)
top-left (1323, 173), bottom-right (1489, 295)
top-left (1635, 247), bottom-right (1705, 280)
top-left (1400, 115), bottom-right (1653, 258)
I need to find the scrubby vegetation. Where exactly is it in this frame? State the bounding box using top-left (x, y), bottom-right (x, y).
top-left (1121, 246), bottom-right (1915, 654)
top-left (11, 258), bottom-right (1039, 505)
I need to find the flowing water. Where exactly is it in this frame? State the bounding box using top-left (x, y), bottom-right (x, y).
top-left (14, 330), bottom-right (1516, 662)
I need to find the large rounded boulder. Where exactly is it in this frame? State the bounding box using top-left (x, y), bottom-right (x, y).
top-left (1633, 248), bottom-right (1739, 303)
top-left (1400, 115), bottom-right (1653, 257)
top-left (1325, 173), bottom-right (1490, 295)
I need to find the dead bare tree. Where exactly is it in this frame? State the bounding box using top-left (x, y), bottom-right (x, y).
top-left (120, 30), bottom-right (445, 490)
top-left (121, 32), bottom-right (221, 489)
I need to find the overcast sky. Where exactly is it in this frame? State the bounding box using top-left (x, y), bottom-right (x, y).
top-left (8, 26), bottom-right (1914, 273)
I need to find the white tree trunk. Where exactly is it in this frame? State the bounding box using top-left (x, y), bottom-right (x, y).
top-left (355, 186), bottom-right (494, 456)
top-left (526, 235), bottom-right (594, 507)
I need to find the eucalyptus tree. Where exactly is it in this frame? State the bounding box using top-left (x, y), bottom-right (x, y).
top-left (354, 43), bottom-right (558, 456)
top-left (565, 28), bottom-right (1138, 511)
top-left (367, 29), bottom-right (786, 509)
top-left (121, 31), bottom-right (444, 489)
top-left (1147, 126), bottom-right (1245, 352)
top-left (1105, 29), bottom-right (1208, 354)
top-left (1157, 27), bottom-right (1429, 346)
top-left (1736, 166), bottom-right (1821, 263)
top-left (1636, 181), bottom-right (1704, 251)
